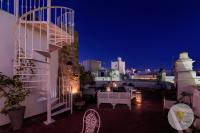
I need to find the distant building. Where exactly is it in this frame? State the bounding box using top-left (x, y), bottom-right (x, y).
top-left (98, 67), bottom-right (109, 77)
top-left (111, 57), bottom-right (126, 75)
top-left (126, 68), bottom-right (174, 81)
top-left (126, 68), bottom-right (136, 79)
top-left (94, 69), bottom-right (121, 82)
top-left (133, 74), bottom-right (157, 80)
top-left (126, 68), bottom-right (136, 74)
top-left (82, 60), bottom-right (101, 72)
top-left (145, 69), bottom-right (151, 73)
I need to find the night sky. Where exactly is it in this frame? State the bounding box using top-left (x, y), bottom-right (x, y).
top-left (53, 0), bottom-right (200, 70)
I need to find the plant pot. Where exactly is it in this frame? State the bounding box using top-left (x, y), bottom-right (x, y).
top-left (8, 106), bottom-right (25, 131)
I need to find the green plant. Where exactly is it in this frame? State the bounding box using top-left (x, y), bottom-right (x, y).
top-left (0, 72), bottom-right (30, 114)
top-left (74, 93), bottom-right (83, 102)
top-left (80, 66), bottom-right (95, 88)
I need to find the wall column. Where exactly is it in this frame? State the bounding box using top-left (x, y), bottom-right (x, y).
top-left (175, 52), bottom-right (196, 103)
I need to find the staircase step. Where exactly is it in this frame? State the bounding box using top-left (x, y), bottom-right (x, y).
top-left (49, 44), bottom-right (62, 52)
top-left (49, 25), bottom-right (67, 33)
top-left (49, 39), bottom-right (71, 44)
top-left (14, 66), bottom-right (48, 70)
top-left (23, 86), bottom-right (43, 89)
top-left (37, 97), bottom-right (47, 102)
top-left (50, 37), bottom-right (70, 40)
top-left (34, 50), bottom-right (51, 58)
top-left (51, 98), bottom-right (59, 104)
top-left (19, 58), bottom-right (50, 64)
top-left (15, 74), bottom-right (48, 76)
top-left (27, 58), bottom-right (49, 64)
top-left (49, 33), bottom-right (67, 37)
top-left (51, 108), bottom-right (70, 117)
top-left (50, 39), bottom-right (68, 45)
top-left (51, 40), bottom-right (65, 44)
top-left (22, 80), bottom-right (47, 83)
top-left (51, 102), bottom-right (66, 110)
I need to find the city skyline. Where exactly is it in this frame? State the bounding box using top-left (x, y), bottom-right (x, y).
top-left (54, 0), bottom-right (200, 70)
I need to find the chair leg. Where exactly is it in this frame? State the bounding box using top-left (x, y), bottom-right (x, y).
top-left (112, 104), bottom-right (116, 110)
top-left (129, 104), bottom-right (131, 110)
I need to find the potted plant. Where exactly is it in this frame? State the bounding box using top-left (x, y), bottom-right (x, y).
top-left (0, 72), bottom-right (30, 130)
top-left (74, 93), bottom-right (85, 110)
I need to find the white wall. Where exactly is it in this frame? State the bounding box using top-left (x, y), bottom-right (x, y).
top-left (95, 77), bottom-right (111, 81)
top-left (193, 88), bottom-right (200, 114)
top-left (111, 57), bottom-right (125, 75)
top-left (0, 11), bottom-right (15, 77)
top-left (0, 10), bottom-right (58, 126)
top-left (0, 10), bottom-right (17, 126)
top-left (166, 76), bottom-right (175, 83)
top-left (175, 52), bottom-right (200, 111)
top-left (195, 76), bottom-right (200, 84)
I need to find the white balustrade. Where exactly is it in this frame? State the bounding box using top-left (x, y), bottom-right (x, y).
top-left (97, 91), bottom-right (132, 110)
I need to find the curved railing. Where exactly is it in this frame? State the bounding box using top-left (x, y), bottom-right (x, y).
top-left (15, 6), bottom-right (74, 62)
top-left (18, 6), bottom-right (74, 40)
top-left (0, 0), bottom-right (49, 16)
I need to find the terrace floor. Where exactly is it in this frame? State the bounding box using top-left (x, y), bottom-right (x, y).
top-left (0, 90), bottom-right (177, 133)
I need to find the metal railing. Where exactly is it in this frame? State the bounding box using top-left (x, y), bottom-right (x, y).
top-left (0, 0), bottom-right (48, 17)
top-left (13, 5), bottom-right (74, 125)
top-left (15, 6), bottom-right (74, 62)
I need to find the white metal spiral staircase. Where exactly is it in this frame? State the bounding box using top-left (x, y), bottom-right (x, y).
top-left (1, 0), bottom-right (74, 125)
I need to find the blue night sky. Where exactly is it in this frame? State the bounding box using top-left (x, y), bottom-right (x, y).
top-left (53, 0), bottom-right (200, 70)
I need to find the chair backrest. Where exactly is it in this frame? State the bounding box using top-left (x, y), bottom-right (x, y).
top-left (98, 92), bottom-right (108, 99)
top-left (120, 93), bottom-right (131, 99)
top-left (81, 109), bottom-right (101, 133)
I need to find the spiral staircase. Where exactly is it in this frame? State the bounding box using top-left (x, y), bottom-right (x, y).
top-left (1, 0), bottom-right (74, 125)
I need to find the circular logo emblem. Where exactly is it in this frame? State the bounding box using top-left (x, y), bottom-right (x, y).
top-left (168, 103), bottom-right (194, 131)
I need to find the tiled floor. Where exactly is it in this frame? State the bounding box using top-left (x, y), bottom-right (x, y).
top-left (0, 90), bottom-right (177, 133)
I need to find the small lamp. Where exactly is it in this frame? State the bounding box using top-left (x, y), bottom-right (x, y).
top-left (136, 91), bottom-right (142, 104)
top-left (113, 82), bottom-right (117, 88)
top-left (106, 86), bottom-right (111, 92)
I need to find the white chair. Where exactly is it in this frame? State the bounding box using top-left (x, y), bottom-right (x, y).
top-left (81, 109), bottom-right (101, 133)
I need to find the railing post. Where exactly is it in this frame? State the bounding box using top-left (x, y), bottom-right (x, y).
top-left (44, 0), bottom-right (54, 125)
top-left (0, 0), bottom-right (2, 9)
top-left (15, 0), bottom-right (19, 28)
top-left (70, 86), bottom-right (73, 114)
top-left (7, 0), bottom-right (9, 13)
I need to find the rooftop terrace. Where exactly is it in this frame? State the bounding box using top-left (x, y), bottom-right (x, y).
top-left (0, 90), bottom-right (176, 133)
